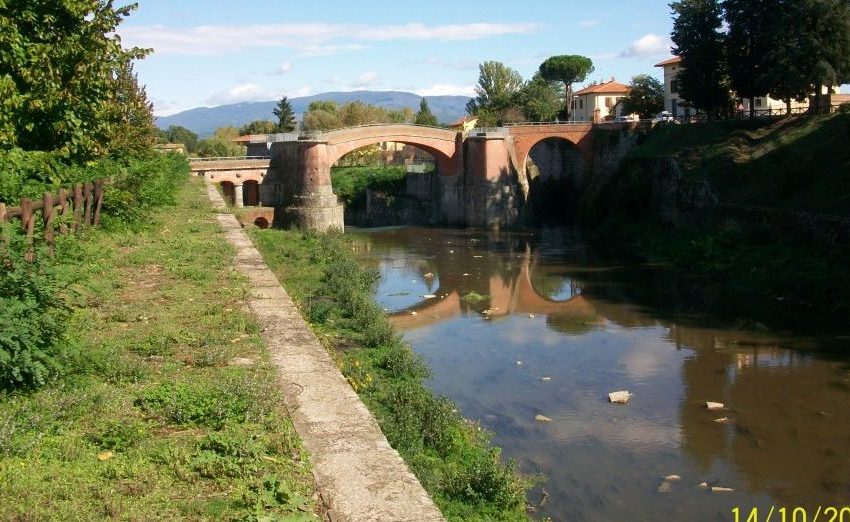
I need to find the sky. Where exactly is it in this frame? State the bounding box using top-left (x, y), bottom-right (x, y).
top-left (120, 0), bottom-right (681, 117)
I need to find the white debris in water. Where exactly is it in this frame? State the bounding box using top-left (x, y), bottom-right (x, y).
top-left (410, 311), bottom-right (417, 316)
top-left (713, 417), bottom-right (731, 424)
top-left (516, 361), bottom-right (523, 366)
top-left (448, 250), bottom-right (454, 254)
top-left (697, 482), bottom-right (709, 489)
top-left (424, 272), bottom-right (434, 278)
top-left (608, 391), bottom-right (632, 404)
top-left (535, 414), bottom-right (553, 423)
top-left (528, 314), bottom-right (535, 318)
top-left (541, 377), bottom-right (552, 382)
top-left (473, 255), bottom-right (483, 258)
top-left (711, 486), bottom-right (734, 493)
top-left (657, 481), bottom-right (673, 494)
top-left (706, 401), bottom-right (725, 410)
top-left (462, 273), bottom-right (470, 276)
top-left (664, 475), bottom-right (682, 481)
top-left (421, 294), bottom-right (437, 299)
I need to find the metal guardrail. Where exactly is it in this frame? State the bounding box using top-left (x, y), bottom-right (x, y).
top-left (503, 121), bottom-right (592, 127)
top-left (188, 156), bottom-right (269, 162)
top-left (298, 123), bottom-right (451, 140)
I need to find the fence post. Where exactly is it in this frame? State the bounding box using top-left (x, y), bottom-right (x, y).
top-left (83, 182), bottom-right (93, 226)
top-left (73, 184), bottom-right (83, 231)
top-left (93, 180), bottom-right (104, 226)
top-left (20, 198), bottom-right (35, 261)
top-left (43, 192), bottom-right (55, 255)
top-left (0, 202), bottom-right (7, 246)
top-left (58, 189), bottom-right (69, 235)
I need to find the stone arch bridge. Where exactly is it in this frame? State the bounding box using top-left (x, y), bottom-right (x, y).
top-left (199, 121), bottom-right (639, 230)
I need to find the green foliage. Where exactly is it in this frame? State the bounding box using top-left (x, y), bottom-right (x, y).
top-left (0, 240), bottom-right (71, 389)
top-left (330, 166), bottom-right (408, 205)
top-left (517, 73), bottom-right (562, 122)
top-left (106, 60), bottom-right (156, 159)
top-left (722, 0), bottom-right (773, 113)
top-left (620, 74), bottom-right (665, 118)
top-left (161, 125), bottom-right (199, 153)
top-left (415, 98), bottom-right (439, 126)
top-left (302, 100), bottom-right (418, 131)
top-left (196, 126), bottom-right (244, 157)
top-left (670, 0), bottom-right (733, 117)
top-left (538, 54), bottom-right (595, 118)
top-left (272, 95), bottom-right (296, 132)
top-left (249, 229), bottom-right (530, 520)
top-left (467, 61), bottom-right (525, 125)
top-left (135, 377), bottom-right (253, 430)
top-left (0, 1), bottom-right (149, 160)
top-left (88, 418), bottom-right (149, 451)
top-left (238, 120), bottom-right (278, 136)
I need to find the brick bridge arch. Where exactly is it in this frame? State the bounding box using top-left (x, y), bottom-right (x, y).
top-left (322, 124), bottom-right (462, 174)
top-left (506, 123), bottom-right (595, 173)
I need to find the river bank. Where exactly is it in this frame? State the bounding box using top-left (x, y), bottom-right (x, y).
top-left (0, 179), bottom-right (317, 520)
top-left (248, 227), bottom-right (530, 521)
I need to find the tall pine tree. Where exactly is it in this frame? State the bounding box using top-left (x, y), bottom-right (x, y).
top-left (670, 0), bottom-right (731, 118)
top-left (414, 98), bottom-right (438, 126)
top-left (273, 95), bottom-right (296, 132)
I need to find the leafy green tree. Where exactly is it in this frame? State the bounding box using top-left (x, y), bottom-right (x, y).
top-left (388, 107), bottom-right (415, 123)
top-left (272, 95), bottom-right (296, 132)
top-left (0, 1), bottom-right (149, 159)
top-left (307, 100), bottom-right (338, 114)
top-left (238, 120), bottom-right (277, 136)
top-left (761, 0), bottom-right (850, 113)
top-left (302, 109), bottom-right (343, 131)
top-left (619, 74), bottom-right (665, 118)
top-left (538, 55), bottom-right (595, 119)
top-left (414, 98), bottom-right (439, 126)
top-left (163, 125), bottom-right (199, 153)
top-left (468, 61), bottom-right (524, 117)
top-left (723, 0), bottom-right (774, 117)
top-left (671, 0), bottom-right (732, 118)
top-left (196, 126), bottom-right (243, 157)
top-left (106, 60), bottom-right (155, 159)
top-left (517, 73), bottom-right (562, 122)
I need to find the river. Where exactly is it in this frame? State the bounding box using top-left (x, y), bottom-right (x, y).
top-left (349, 226), bottom-right (850, 522)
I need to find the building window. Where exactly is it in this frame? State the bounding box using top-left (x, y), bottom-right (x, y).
top-left (670, 79), bottom-right (679, 94)
top-left (605, 97), bottom-right (614, 108)
top-left (579, 98), bottom-right (584, 110)
top-left (755, 98), bottom-right (762, 107)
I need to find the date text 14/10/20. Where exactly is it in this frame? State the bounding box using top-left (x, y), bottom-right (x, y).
top-left (733, 507), bottom-right (850, 522)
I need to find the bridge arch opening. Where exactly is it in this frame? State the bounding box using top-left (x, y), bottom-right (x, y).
top-left (330, 141), bottom-right (438, 227)
top-left (242, 180), bottom-right (260, 206)
top-left (219, 181), bottom-right (236, 206)
top-left (524, 137), bottom-right (583, 224)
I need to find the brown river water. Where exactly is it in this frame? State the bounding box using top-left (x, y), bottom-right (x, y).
top-left (349, 226), bottom-right (850, 522)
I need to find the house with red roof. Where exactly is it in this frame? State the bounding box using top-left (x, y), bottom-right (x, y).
top-left (570, 80), bottom-right (632, 122)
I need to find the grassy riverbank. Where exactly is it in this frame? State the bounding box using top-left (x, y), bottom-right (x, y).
top-left (0, 179), bottom-right (316, 520)
top-left (249, 228), bottom-right (529, 521)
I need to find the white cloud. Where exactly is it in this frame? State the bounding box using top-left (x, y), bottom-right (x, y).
top-left (269, 61), bottom-right (292, 75)
top-left (353, 72), bottom-right (381, 88)
top-left (151, 98), bottom-right (182, 117)
top-left (414, 84), bottom-right (476, 97)
top-left (119, 22), bottom-right (540, 56)
top-left (415, 57), bottom-right (478, 71)
top-left (619, 33), bottom-right (671, 58)
top-left (579, 20), bottom-right (600, 28)
top-left (204, 83), bottom-right (277, 105)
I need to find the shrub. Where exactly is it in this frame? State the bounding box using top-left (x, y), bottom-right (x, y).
top-left (0, 239), bottom-right (71, 389)
top-left (135, 377), bottom-right (253, 429)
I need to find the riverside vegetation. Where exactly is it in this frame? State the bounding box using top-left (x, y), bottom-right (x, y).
top-left (249, 228), bottom-right (530, 521)
top-left (0, 172), bottom-right (317, 519)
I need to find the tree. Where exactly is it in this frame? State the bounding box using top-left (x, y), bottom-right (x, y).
top-left (0, 1), bottom-right (150, 159)
top-left (239, 120), bottom-right (277, 136)
top-left (619, 75), bottom-right (665, 118)
top-left (761, 0), bottom-right (850, 114)
top-left (388, 107), bottom-right (415, 123)
top-left (414, 98), bottom-right (438, 126)
top-left (469, 61), bottom-right (524, 114)
top-left (517, 73), bottom-right (562, 122)
top-left (670, 0), bottom-right (732, 118)
top-left (723, 0), bottom-right (774, 117)
top-left (302, 109), bottom-right (343, 132)
top-left (196, 126), bottom-right (243, 157)
top-left (538, 55), bottom-right (595, 119)
top-left (105, 59), bottom-right (156, 159)
top-left (273, 95), bottom-right (296, 132)
top-left (163, 125), bottom-right (199, 153)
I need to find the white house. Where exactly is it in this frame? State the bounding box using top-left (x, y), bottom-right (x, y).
top-left (654, 55), bottom-right (836, 116)
top-left (570, 80), bottom-right (631, 122)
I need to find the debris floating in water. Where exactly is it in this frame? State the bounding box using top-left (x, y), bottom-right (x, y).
top-left (516, 361), bottom-right (523, 366)
top-left (424, 272), bottom-right (434, 278)
top-left (711, 486), bottom-right (734, 493)
top-left (410, 311), bottom-right (417, 316)
top-left (541, 376), bottom-right (551, 382)
top-left (528, 314), bottom-right (535, 318)
top-left (713, 417), bottom-right (731, 424)
top-left (608, 391), bottom-right (632, 404)
top-left (421, 294), bottom-right (437, 299)
top-left (664, 474), bottom-right (682, 481)
top-left (706, 401), bottom-right (725, 410)
top-left (656, 481), bottom-right (672, 494)
top-left (535, 414), bottom-right (553, 423)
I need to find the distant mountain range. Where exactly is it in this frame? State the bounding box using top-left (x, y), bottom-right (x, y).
top-left (155, 91), bottom-right (471, 137)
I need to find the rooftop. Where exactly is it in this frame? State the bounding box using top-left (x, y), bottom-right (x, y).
top-left (574, 80), bottom-right (630, 96)
top-left (654, 56), bottom-right (683, 67)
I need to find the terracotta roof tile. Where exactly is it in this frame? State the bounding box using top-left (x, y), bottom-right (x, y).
top-left (573, 81), bottom-right (630, 96)
top-left (654, 56), bottom-right (682, 67)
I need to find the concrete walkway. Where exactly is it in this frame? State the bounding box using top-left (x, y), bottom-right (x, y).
top-left (206, 182), bottom-right (444, 522)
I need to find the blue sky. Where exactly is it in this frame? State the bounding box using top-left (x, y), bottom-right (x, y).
top-left (121, 0), bottom-right (680, 116)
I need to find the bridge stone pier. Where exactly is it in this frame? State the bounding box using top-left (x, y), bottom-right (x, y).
top-left (264, 122), bottom-right (622, 231)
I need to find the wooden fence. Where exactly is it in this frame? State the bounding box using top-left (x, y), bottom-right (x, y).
top-left (0, 180), bottom-right (105, 254)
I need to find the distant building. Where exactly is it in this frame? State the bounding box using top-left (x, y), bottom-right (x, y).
top-left (448, 115), bottom-right (479, 131)
top-left (570, 80), bottom-right (631, 122)
top-left (654, 55), bottom-right (840, 116)
top-left (154, 143), bottom-right (186, 154)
